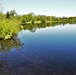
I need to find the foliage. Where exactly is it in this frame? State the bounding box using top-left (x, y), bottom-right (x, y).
top-left (5, 11), bottom-right (10, 19)
top-left (0, 10), bottom-right (76, 40)
top-left (10, 10), bottom-right (17, 16)
top-left (0, 19), bottom-right (20, 40)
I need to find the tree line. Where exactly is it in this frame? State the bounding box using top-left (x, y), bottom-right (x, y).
top-left (0, 10), bottom-right (76, 24)
top-left (0, 10), bottom-right (76, 40)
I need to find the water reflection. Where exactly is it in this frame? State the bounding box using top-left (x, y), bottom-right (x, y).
top-left (0, 36), bottom-right (24, 75)
top-left (22, 22), bottom-right (61, 33)
top-left (0, 23), bottom-right (76, 75)
top-left (0, 37), bottom-right (23, 53)
top-left (21, 22), bottom-right (76, 33)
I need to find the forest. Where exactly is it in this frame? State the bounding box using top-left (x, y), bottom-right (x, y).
top-left (0, 10), bottom-right (76, 40)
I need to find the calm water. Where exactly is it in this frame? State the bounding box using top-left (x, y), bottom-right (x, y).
top-left (0, 24), bottom-right (76, 75)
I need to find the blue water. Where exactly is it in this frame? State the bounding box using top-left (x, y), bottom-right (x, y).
top-left (0, 24), bottom-right (76, 75)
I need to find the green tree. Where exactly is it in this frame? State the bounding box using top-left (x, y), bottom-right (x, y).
top-left (6, 11), bottom-right (10, 19)
top-left (10, 10), bottom-right (17, 16)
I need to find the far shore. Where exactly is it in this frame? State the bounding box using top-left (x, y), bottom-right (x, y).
top-left (26, 21), bottom-right (59, 24)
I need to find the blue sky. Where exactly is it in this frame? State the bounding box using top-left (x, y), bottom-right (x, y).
top-left (1, 0), bottom-right (76, 17)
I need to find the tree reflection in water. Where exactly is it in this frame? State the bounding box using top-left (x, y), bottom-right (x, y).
top-left (0, 36), bottom-right (24, 75)
top-left (0, 36), bottom-right (24, 52)
top-left (22, 22), bottom-right (63, 33)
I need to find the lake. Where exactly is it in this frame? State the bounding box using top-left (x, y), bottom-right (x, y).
top-left (0, 24), bottom-right (76, 75)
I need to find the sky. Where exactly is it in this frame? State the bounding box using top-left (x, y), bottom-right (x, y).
top-left (1, 0), bottom-right (76, 17)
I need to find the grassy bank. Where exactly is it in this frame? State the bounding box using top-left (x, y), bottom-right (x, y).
top-left (25, 21), bottom-right (58, 24)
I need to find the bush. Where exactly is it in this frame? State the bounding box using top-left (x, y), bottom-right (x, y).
top-left (0, 19), bottom-right (20, 40)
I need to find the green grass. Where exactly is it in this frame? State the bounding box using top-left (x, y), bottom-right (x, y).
top-left (26, 21), bottom-right (31, 24)
top-left (34, 21), bottom-right (42, 23)
top-left (26, 21), bottom-right (58, 24)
